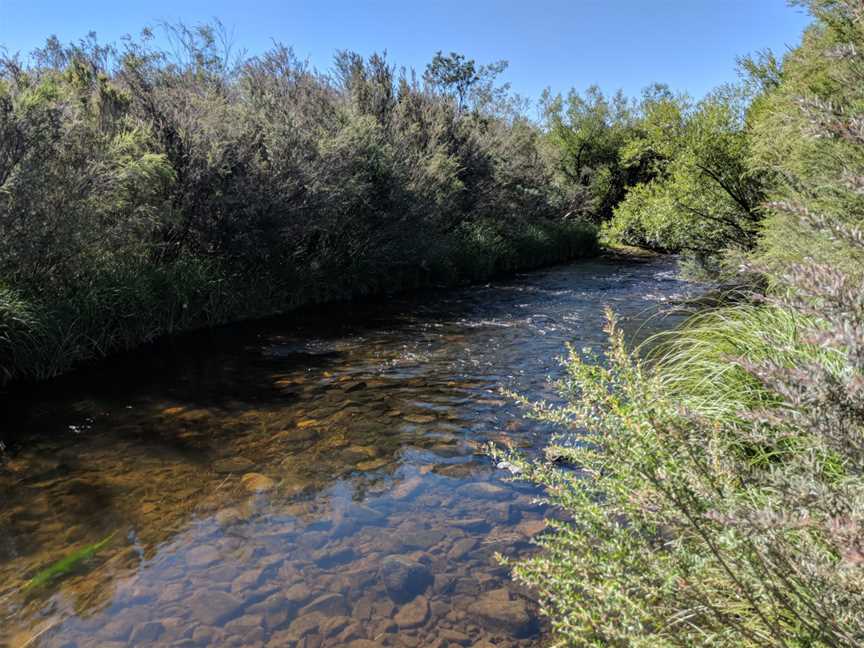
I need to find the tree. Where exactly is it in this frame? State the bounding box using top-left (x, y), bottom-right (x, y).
top-left (423, 51), bottom-right (508, 113)
top-left (606, 88), bottom-right (766, 273)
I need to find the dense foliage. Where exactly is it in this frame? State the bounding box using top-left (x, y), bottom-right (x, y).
top-left (539, 77), bottom-right (769, 275)
top-left (499, 1), bottom-right (864, 645)
top-left (0, 29), bottom-right (597, 384)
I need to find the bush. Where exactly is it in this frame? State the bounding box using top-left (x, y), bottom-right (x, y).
top-left (496, 296), bottom-right (863, 646)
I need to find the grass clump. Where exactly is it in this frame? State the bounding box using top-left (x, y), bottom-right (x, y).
top-left (645, 305), bottom-right (847, 427)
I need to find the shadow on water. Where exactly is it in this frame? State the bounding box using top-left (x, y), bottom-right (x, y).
top-left (0, 256), bottom-right (695, 648)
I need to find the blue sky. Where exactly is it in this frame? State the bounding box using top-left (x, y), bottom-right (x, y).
top-left (0, 1), bottom-right (811, 101)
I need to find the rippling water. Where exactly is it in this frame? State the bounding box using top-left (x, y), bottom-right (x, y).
top-left (0, 257), bottom-right (692, 648)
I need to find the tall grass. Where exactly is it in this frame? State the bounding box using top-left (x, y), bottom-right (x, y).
top-left (644, 305), bottom-right (847, 427)
top-left (0, 286), bottom-right (44, 385)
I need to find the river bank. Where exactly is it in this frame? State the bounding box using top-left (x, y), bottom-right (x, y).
top-left (1, 221), bottom-right (598, 390)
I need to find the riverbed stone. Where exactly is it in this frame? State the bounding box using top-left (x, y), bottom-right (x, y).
top-left (356, 457), bottom-right (390, 471)
top-left (339, 445), bottom-right (377, 463)
top-left (313, 545), bottom-right (356, 568)
top-left (225, 613), bottom-right (263, 634)
top-left (129, 621), bottom-right (165, 643)
top-left (450, 518), bottom-right (489, 532)
top-left (394, 595), bottom-right (429, 629)
top-left (100, 619), bottom-right (133, 641)
top-left (456, 482), bottom-right (513, 501)
top-left (516, 518), bottom-right (547, 537)
top-left (467, 590), bottom-right (537, 637)
top-left (391, 476), bottom-right (424, 500)
top-left (438, 628), bottom-right (471, 646)
top-left (403, 414), bottom-right (436, 424)
top-left (400, 529), bottom-right (445, 550)
top-left (299, 592), bottom-right (349, 617)
top-left (345, 504), bottom-right (388, 525)
top-left (336, 622), bottom-right (365, 643)
top-left (347, 641), bottom-right (380, 648)
top-left (447, 537), bottom-right (478, 561)
top-left (284, 582), bottom-right (314, 604)
top-left (433, 462), bottom-right (482, 479)
top-left (186, 544), bottom-right (221, 568)
top-left (231, 567), bottom-right (266, 593)
top-left (274, 612), bottom-right (324, 643)
top-left (241, 473), bottom-right (275, 492)
top-left (213, 457), bottom-right (255, 474)
top-left (380, 556), bottom-right (433, 603)
top-left (188, 590), bottom-right (244, 625)
top-left (320, 615), bottom-right (352, 638)
top-left (215, 507), bottom-right (247, 526)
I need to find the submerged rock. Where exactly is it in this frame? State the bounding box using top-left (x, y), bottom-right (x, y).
top-left (187, 590), bottom-right (243, 625)
top-left (447, 537), bottom-right (478, 561)
top-left (241, 473), bottom-right (275, 492)
top-left (284, 582), bottom-right (314, 605)
top-left (456, 481), bottom-right (513, 501)
top-left (403, 414), bottom-right (436, 424)
top-left (313, 545), bottom-right (356, 568)
top-left (450, 517), bottom-right (490, 532)
top-left (299, 592), bottom-right (349, 617)
top-left (394, 595), bottom-right (430, 629)
top-left (467, 589), bottom-right (537, 637)
top-left (212, 457), bottom-right (255, 474)
top-left (186, 544), bottom-right (220, 568)
top-left (276, 612), bottom-right (324, 643)
top-left (391, 476), bottom-right (424, 500)
top-left (400, 529), bottom-right (445, 550)
top-left (380, 556), bottom-right (433, 603)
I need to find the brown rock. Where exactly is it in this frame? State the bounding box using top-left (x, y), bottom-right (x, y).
top-left (380, 556), bottom-right (434, 603)
top-left (456, 482), bottom-right (513, 501)
top-left (186, 544), bottom-right (220, 568)
top-left (391, 476), bottom-right (424, 500)
top-left (447, 537), bottom-right (478, 561)
top-left (467, 590), bottom-right (537, 637)
top-left (450, 518), bottom-right (489, 532)
top-left (188, 590), bottom-right (244, 625)
top-left (439, 628), bottom-right (471, 645)
top-left (320, 615), bottom-right (352, 638)
top-left (299, 592), bottom-right (349, 617)
top-left (224, 614), bottom-right (263, 634)
top-left (284, 582), bottom-right (314, 604)
top-left (241, 473), bottom-right (275, 492)
top-left (283, 612), bottom-right (324, 641)
top-left (394, 595), bottom-right (430, 629)
top-left (337, 622), bottom-right (365, 643)
top-left (516, 518), bottom-right (547, 537)
top-left (213, 457), bottom-right (255, 474)
top-left (404, 414), bottom-right (436, 424)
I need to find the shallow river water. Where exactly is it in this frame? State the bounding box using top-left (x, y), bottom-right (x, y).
top-left (0, 257), bottom-right (691, 648)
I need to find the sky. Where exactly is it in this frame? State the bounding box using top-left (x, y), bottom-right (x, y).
top-left (0, 0), bottom-right (812, 102)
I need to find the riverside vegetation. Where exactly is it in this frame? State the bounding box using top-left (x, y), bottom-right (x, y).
top-left (0, 30), bottom-right (599, 386)
top-left (494, 0), bottom-right (864, 646)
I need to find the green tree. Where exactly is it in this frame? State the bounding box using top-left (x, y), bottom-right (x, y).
top-left (606, 88), bottom-right (766, 273)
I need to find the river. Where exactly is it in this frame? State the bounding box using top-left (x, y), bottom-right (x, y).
top-left (0, 256), bottom-right (692, 648)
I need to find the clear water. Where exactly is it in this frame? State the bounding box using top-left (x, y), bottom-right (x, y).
top-left (0, 257), bottom-right (692, 648)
